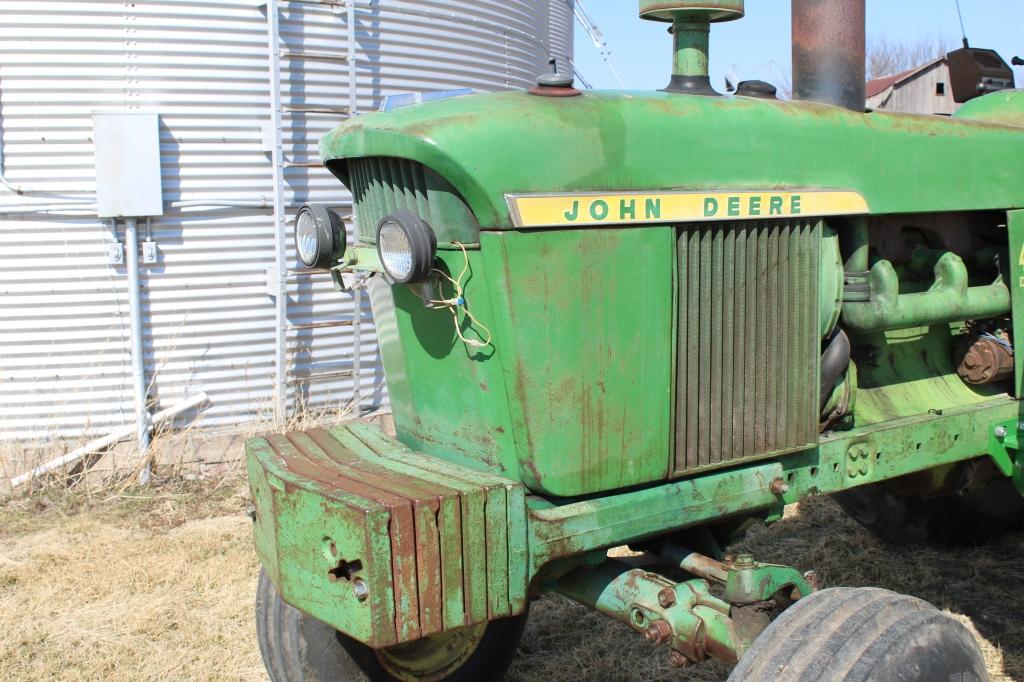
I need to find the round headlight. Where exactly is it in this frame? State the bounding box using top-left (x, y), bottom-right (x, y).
top-left (294, 204), bottom-right (345, 269)
top-left (376, 210), bottom-right (436, 283)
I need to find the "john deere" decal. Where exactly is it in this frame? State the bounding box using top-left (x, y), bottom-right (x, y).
top-left (506, 190), bottom-right (869, 228)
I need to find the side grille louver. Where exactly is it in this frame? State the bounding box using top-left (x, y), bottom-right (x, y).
top-left (675, 220), bottom-right (820, 473)
top-left (348, 157), bottom-right (430, 242)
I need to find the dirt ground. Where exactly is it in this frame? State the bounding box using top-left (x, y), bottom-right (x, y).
top-left (0, 472), bottom-right (1021, 682)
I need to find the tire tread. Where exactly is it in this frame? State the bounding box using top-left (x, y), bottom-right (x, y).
top-left (728, 587), bottom-right (987, 682)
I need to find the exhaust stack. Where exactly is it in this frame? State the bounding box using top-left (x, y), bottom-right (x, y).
top-left (792, 0), bottom-right (865, 111)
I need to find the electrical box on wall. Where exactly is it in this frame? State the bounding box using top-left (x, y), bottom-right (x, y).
top-left (92, 111), bottom-right (164, 218)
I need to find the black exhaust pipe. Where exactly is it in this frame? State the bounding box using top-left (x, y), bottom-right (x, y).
top-left (792, 0), bottom-right (865, 111)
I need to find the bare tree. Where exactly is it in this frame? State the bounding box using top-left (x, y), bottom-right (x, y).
top-left (866, 33), bottom-right (957, 80)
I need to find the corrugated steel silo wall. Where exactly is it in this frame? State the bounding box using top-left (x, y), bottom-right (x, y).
top-left (0, 0), bottom-right (573, 443)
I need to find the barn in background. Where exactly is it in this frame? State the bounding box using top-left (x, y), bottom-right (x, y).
top-left (865, 56), bottom-right (959, 115)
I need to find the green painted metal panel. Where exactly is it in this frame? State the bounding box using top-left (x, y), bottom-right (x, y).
top-left (246, 437), bottom-right (398, 647)
top-left (247, 427), bottom-right (529, 645)
top-left (342, 422), bottom-right (530, 615)
top-left (503, 483), bottom-right (529, 615)
top-left (953, 89), bottom-right (1024, 126)
top-left (338, 424), bottom-right (489, 623)
top-left (483, 486), bottom-right (510, 618)
top-left (330, 425), bottom-right (473, 630)
top-left (851, 325), bottom-right (1006, 427)
top-left (816, 398), bottom-right (1020, 494)
top-left (366, 251), bottom-right (522, 480)
top-left (674, 220), bottom-right (819, 474)
top-left (819, 225), bottom-right (842, 337)
top-left (321, 90), bottom-right (1024, 229)
top-left (525, 397), bottom-right (1020, 577)
top-left (527, 462), bottom-right (783, 576)
top-left (296, 429), bottom-right (469, 636)
top-left (480, 227), bottom-right (676, 496)
top-left (1008, 210), bottom-right (1024, 398)
top-left (368, 226), bottom-right (674, 497)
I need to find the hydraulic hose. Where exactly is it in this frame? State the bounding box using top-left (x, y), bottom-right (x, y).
top-left (819, 329), bottom-right (851, 414)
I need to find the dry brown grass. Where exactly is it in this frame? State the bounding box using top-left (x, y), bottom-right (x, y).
top-left (0, 477), bottom-right (1021, 681)
top-left (0, 475), bottom-right (263, 681)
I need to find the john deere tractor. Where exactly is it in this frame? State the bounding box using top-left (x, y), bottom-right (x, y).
top-left (247, 1), bottom-right (1024, 679)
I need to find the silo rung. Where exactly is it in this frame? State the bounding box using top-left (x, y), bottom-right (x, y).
top-left (268, 0), bottom-right (348, 8)
top-left (289, 369), bottom-right (355, 384)
top-left (285, 269), bottom-right (334, 278)
top-left (282, 104), bottom-right (351, 115)
top-left (280, 49), bottom-right (350, 63)
top-left (287, 319), bottom-right (356, 330)
top-left (284, 0), bottom-right (348, 6)
top-left (283, 160), bottom-right (324, 168)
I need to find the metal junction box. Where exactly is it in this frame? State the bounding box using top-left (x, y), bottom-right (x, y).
top-left (92, 111), bottom-right (164, 218)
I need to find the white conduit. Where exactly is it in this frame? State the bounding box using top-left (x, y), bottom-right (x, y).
top-left (124, 217), bottom-right (153, 485)
top-left (9, 392), bottom-right (210, 489)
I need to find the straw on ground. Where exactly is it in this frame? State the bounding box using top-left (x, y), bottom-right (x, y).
top-left (0, 474), bottom-right (1020, 681)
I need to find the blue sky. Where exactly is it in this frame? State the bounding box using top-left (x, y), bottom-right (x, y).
top-left (571, 1), bottom-right (1024, 93)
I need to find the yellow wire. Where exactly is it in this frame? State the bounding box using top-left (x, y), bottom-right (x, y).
top-left (408, 242), bottom-right (492, 348)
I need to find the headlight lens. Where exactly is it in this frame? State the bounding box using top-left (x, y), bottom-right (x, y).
top-left (293, 204), bottom-right (345, 269)
top-left (295, 209), bottom-right (320, 266)
top-left (376, 210), bottom-right (436, 283)
top-left (378, 220), bottom-right (414, 280)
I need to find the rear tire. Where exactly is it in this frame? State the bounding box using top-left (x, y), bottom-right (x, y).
top-left (834, 477), bottom-right (1024, 546)
top-left (255, 568), bottom-right (528, 681)
top-left (727, 587), bottom-right (988, 682)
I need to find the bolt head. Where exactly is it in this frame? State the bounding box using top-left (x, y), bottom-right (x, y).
top-left (769, 477), bottom-right (790, 495)
top-left (645, 620), bottom-right (672, 644)
top-left (352, 578), bottom-right (369, 602)
top-left (734, 553), bottom-right (755, 568)
top-left (658, 588), bottom-right (677, 608)
top-left (668, 650), bottom-right (690, 668)
top-left (995, 425), bottom-right (1008, 439)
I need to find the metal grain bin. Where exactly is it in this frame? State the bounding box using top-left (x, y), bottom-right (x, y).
top-left (0, 0), bottom-right (572, 446)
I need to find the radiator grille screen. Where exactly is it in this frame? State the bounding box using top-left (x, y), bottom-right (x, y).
top-left (675, 220), bottom-right (820, 474)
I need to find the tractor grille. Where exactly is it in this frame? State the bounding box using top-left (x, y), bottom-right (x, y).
top-left (347, 157), bottom-right (430, 242)
top-left (675, 220), bottom-right (820, 474)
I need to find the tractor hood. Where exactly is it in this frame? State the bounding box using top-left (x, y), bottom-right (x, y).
top-left (320, 89), bottom-right (1024, 229)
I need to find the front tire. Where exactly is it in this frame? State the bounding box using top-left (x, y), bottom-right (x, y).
top-left (255, 569), bottom-right (528, 682)
top-left (728, 587), bottom-right (988, 682)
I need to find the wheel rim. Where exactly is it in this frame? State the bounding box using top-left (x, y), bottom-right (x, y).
top-left (374, 623), bottom-right (487, 682)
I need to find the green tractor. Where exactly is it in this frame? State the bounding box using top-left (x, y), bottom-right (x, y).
top-left (247, 1), bottom-right (1024, 679)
